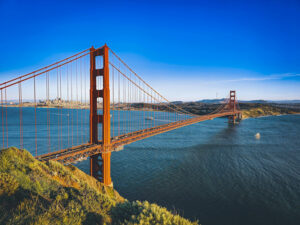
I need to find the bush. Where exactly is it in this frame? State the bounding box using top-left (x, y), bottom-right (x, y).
top-left (0, 173), bottom-right (19, 196)
top-left (111, 200), bottom-right (198, 225)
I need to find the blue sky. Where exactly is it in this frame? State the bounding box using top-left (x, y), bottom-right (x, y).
top-left (0, 0), bottom-right (299, 101)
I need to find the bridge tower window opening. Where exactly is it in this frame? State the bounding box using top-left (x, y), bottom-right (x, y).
top-left (95, 55), bottom-right (104, 69)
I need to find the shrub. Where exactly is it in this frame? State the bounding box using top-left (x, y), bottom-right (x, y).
top-left (111, 200), bottom-right (198, 225)
top-left (0, 173), bottom-right (19, 196)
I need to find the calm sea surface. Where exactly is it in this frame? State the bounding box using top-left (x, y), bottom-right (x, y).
top-left (78, 115), bottom-right (300, 225)
top-left (3, 108), bottom-right (300, 225)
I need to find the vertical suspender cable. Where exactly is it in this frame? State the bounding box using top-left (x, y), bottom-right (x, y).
top-left (138, 80), bottom-right (140, 131)
top-left (111, 55), bottom-right (114, 137)
top-left (118, 68), bottom-right (120, 137)
top-left (123, 73), bottom-right (125, 135)
top-left (1, 90), bottom-right (4, 148)
top-left (84, 56), bottom-right (87, 143)
top-left (19, 79), bottom-right (23, 149)
top-left (60, 67), bottom-right (62, 150)
top-left (47, 72), bottom-right (50, 153)
top-left (57, 68), bottom-right (59, 150)
top-left (34, 76), bottom-right (37, 156)
top-left (67, 63), bottom-right (70, 147)
top-left (143, 85), bottom-right (146, 129)
top-left (80, 57), bottom-right (83, 144)
top-left (71, 62), bottom-right (73, 146)
top-left (76, 59), bottom-right (79, 145)
top-left (5, 89), bottom-right (8, 148)
top-left (130, 76), bottom-right (132, 132)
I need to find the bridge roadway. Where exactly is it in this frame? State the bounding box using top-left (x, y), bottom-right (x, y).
top-left (37, 111), bottom-right (240, 164)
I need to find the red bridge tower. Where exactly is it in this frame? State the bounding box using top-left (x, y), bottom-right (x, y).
top-left (228, 90), bottom-right (241, 123)
top-left (89, 44), bottom-right (112, 186)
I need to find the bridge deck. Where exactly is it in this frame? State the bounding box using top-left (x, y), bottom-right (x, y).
top-left (37, 111), bottom-right (240, 163)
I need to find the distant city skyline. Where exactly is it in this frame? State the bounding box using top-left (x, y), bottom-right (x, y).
top-left (0, 0), bottom-right (299, 101)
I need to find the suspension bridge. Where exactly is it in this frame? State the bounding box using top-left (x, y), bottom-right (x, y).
top-left (0, 44), bottom-right (241, 186)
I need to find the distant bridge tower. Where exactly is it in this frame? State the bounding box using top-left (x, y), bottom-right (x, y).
top-left (228, 90), bottom-right (238, 124)
top-left (89, 44), bottom-right (112, 186)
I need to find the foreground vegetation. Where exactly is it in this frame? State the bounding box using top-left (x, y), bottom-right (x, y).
top-left (0, 147), bottom-right (198, 225)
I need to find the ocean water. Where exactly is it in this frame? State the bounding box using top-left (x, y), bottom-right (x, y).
top-left (77, 115), bottom-right (300, 225)
top-left (1, 107), bottom-right (299, 225)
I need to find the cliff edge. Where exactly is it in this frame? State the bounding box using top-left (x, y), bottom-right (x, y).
top-left (0, 147), bottom-right (197, 225)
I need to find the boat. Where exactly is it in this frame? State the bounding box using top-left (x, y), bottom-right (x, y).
top-left (255, 133), bottom-right (261, 139)
top-left (145, 117), bottom-right (154, 120)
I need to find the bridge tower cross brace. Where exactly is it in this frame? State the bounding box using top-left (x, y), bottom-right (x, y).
top-left (228, 90), bottom-right (237, 124)
top-left (89, 44), bottom-right (112, 186)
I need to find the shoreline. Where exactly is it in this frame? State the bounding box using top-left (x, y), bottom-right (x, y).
top-left (242, 112), bottom-right (300, 120)
top-left (2, 105), bottom-right (162, 112)
top-left (3, 104), bottom-right (300, 120)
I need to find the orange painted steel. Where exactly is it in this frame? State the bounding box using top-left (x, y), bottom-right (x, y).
top-left (102, 45), bottom-right (112, 186)
top-left (102, 45), bottom-right (111, 148)
top-left (89, 45), bottom-right (112, 186)
top-left (228, 90), bottom-right (237, 124)
top-left (89, 46), bottom-right (97, 144)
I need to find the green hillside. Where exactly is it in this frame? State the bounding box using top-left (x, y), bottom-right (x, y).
top-left (0, 147), bottom-right (198, 225)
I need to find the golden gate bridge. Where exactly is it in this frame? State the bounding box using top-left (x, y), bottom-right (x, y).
top-left (0, 44), bottom-right (241, 186)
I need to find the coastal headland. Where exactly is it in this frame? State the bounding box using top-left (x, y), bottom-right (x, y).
top-left (0, 147), bottom-right (198, 224)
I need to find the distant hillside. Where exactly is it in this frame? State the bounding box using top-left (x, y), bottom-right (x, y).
top-left (195, 99), bottom-right (300, 104)
top-left (196, 99), bottom-right (269, 104)
top-left (171, 101), bottom-right (184, 104)
top-left (0, 147), bottom-right (198, 225)
top-left (196, 98), bottom-right (226, 104)
top-left (239, 100), bottom-right (268, 104)
top-left (268, 100), bottom-right (300, 104)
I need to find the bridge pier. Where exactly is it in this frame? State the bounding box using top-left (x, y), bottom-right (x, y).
top-left (228, 115), bottom-right (237, 124)
top-left (90, 153), bottom-right (112, 186)
top-left (89, 44), bottom-right (112, 186)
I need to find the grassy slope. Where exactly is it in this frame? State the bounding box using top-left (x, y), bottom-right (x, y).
top-left (0, 147), bottom-right (198, 225)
